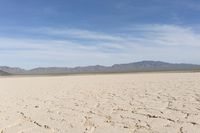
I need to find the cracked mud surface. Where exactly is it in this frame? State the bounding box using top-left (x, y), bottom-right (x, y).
top-left (0, 72), bottom-right (200, 133)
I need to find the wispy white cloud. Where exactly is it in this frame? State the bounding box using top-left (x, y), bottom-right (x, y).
top-left (0, 24), bottom-right (200, 68)
top-left (123, 24), bottom-right (200, 47)
top-left (31, 24), bottom-right (200, 47)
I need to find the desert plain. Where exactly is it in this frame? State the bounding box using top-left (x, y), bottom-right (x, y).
top-left (0, 72), bottom-right (200, 133)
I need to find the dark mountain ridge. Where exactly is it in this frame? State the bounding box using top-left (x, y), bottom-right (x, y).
top-left (1, 61), bottom-right (200, 75)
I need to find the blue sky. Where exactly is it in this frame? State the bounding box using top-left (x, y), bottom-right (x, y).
top-left (0, 0), bottom-right (200, 68)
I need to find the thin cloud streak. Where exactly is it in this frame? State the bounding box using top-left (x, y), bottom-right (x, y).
top-left (32, 27), bottom-right (124, 42)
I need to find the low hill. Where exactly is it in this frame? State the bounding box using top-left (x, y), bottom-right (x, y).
top-left (0, 70), bottom-right (11, 76)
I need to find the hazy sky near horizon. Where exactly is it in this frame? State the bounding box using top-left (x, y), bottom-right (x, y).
top-left (0, 0), bottom-right (200, 68)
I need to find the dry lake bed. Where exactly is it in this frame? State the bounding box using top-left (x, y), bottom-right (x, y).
top-left (0, 72), bottom-right (200, 133)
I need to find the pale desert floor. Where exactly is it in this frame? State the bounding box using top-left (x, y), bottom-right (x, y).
top-left (0, 73), bottom-right (200, 133)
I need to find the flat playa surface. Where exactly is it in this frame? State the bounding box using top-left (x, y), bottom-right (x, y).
top-left (0, 73), bottom-right (200, 133)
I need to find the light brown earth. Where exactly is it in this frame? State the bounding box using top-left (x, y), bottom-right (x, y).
top-left (0, 72), bottom-right (200, 133)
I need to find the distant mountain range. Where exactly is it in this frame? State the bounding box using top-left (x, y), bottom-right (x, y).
top-left (1, 61), bottom-right (200, 75)
top-left (0, 70), bottom-right (11, 76)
